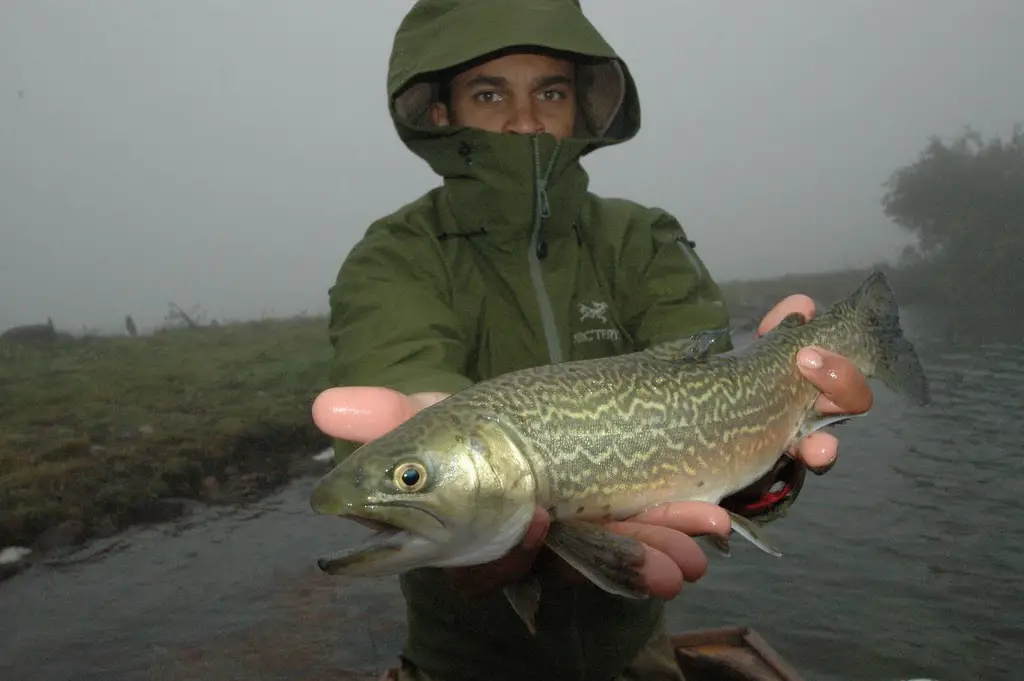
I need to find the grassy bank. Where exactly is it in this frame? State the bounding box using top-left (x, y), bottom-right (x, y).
top-left (0, 316), bottom-right (333, 550)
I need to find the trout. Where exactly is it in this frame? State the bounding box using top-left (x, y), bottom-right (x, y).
top-left (309, 270), bottom-right (930, 632)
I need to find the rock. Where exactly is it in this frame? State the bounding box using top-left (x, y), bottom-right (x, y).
top-left (313, 447), bottom-right (335, 463)
top-left (136, 498), bottom-right (203, 524)
top-left (200, 476), bottom-right (221, 500)
top-left (90, 515), bottom-right (119, 538)
top-left (35, 520), bottom-right (87, 551)
top-left (89, 444), bottom-right (107, 455)
top-left (138, 424), bottom-right (155, 436)
top-left (0, 546), bottom-right (32, 582)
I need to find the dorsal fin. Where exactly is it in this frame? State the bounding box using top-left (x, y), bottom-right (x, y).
top-left (644, 328), bottom-right (731, 363)
top-left (778, 312), bottom-right (808, 328)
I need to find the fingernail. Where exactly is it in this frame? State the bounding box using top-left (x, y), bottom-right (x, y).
top-left (798, 350), bottom-right (823, 370)
top-left (808, 457), bottom-right (837, 476)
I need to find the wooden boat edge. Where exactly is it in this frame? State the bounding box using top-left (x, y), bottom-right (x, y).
top-left (375, 625), bottom-right (806, 681)
top-left (671, 626), bottom-right (806, 681)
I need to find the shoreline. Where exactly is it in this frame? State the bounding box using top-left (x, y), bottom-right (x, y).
top-left (0, 444), bottom-right (337, 582)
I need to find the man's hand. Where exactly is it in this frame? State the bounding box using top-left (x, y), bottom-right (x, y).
top-left (758, 294), bottom-right (873, 474)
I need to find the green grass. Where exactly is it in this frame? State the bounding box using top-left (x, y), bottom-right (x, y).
top-left (0, 316), bottom-right (334, 549)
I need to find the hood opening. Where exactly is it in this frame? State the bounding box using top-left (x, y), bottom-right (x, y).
top-left (392, 45), bottom-right (629, 143)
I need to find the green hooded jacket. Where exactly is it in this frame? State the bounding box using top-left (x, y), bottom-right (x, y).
top-left (327, 1), bottom-right (747, 679)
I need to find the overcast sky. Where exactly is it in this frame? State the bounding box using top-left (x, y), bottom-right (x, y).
top-left (2, 0), bottom-right (1022, 332)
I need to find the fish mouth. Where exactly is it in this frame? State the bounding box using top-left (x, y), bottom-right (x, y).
top-left (316, 523), bottom-right (411, 575)
top-left (350, 516), bottom-right (404, 533)
top-left (316, 506), bottom-right (444, 576)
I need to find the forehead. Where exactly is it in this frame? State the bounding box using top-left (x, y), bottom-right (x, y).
top-left (452, 52), bottom-right (575, 86)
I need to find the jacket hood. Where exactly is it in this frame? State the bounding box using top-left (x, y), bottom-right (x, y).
top-left (386, 0), bottom-right (641, 174)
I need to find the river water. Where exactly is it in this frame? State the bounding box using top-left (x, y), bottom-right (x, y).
top-left (1, 306), bottom-right (1021, 681)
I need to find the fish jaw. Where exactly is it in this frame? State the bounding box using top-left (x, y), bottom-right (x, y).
top-left (316, 502), bottom-right (535, 576)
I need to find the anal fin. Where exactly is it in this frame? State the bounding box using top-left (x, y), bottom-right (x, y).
top-left (797, 412), bottom-right (864, 440)
top-left (726, 511), bottom-right (783, 558)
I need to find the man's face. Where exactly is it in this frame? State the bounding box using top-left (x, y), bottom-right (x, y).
top-left (430, 52), bottom-right (577, 139)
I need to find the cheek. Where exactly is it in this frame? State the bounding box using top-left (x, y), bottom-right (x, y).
top-left (546, 114), bottom-right (575, 138)
top-left (451, 103), bottom-right (504, 133)
top-left (468, 114), bottom-right (505, 134)
top-left (541, 101), bottom-right (577, 138)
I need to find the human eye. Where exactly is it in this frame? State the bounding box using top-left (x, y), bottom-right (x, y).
top-left (473, 90), bottom-right (502, 103)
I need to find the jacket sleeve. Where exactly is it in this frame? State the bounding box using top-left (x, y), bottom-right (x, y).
top-left (619, 210), bottom-right (806, 523)
top-left (619, 210), bottom-right (733, 352)
top-left (326, 221), bottom-right (474, 459)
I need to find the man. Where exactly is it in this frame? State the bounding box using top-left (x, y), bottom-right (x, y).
top-left (314, 1), bottom-right (872, 680)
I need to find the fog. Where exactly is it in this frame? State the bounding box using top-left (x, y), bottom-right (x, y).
top-left (2, 0), bottom-right (1022, 332)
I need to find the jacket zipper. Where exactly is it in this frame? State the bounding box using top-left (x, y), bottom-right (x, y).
top-left (527, 136), bottom-right (565, 365)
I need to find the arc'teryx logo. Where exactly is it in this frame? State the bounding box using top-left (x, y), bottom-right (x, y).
top-left (578, 300), bottom-right (609, 324)
top-left (574, 299), bottom-right (619, 346)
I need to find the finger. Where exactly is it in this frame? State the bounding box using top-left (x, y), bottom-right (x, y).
top-left (627, 501), bottom-right (731, 538)
top-left (311, 387), bottom-right (418, 444)
top-left (794, 431), bottom-right (838, 474)
top-left (606, 522), bottom-right (709, 595)
top-left (408, 391), bottom-right (451, 411)
top-left (519, 507), bottom-right (551, 551)
top-left (796, 347), bottom-right (873, 415)
top-left (757, 294), bottom-right (816, 337)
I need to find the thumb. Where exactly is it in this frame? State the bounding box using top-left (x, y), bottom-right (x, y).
top-left (311, 386), bottom-right (420, 444)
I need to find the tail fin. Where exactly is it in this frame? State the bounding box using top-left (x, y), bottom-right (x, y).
top-left (851, 271), bottom-right (931, 406)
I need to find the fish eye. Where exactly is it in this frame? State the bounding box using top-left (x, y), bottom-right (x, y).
top-left (394, 461), bottom-right (428, 493)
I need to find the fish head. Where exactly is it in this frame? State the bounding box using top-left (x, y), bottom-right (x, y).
top-left (310, 407), bottom-right (537, 576)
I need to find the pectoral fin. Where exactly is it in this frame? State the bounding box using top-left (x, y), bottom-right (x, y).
top-left (726, 511), bottom-right (783, 557)
top-left (543, 520), bottom-right (648, 599)
top-left (778, 312), bottom-right (809, 328)
top-left (503, 577), bottom-right (542, 635)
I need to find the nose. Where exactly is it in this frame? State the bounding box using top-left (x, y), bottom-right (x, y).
top-left (503, 101), bottom-right (544, 135)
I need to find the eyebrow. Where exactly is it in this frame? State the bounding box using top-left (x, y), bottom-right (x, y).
top-left (463, 73), bottom-right (574, 90)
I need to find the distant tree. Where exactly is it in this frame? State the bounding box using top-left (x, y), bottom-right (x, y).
top-left (882, 124), bottom-right (1024, 269)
